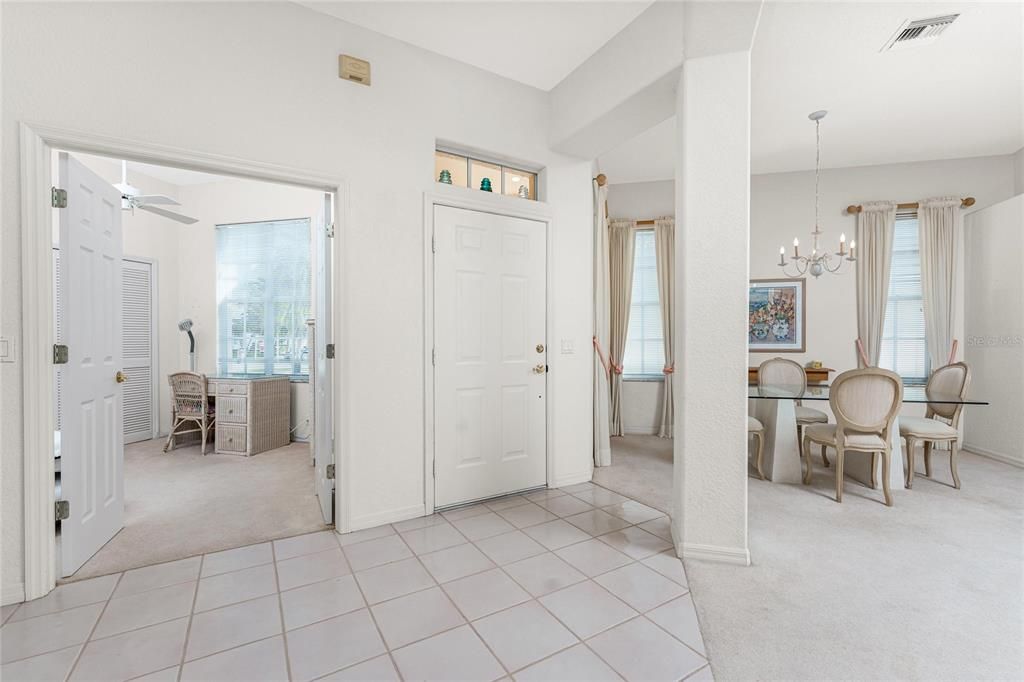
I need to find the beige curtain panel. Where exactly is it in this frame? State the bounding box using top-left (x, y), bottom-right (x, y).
top-left (608, 219), bottom-right (636, 437)
top-left (593, 181), bottom-right (612, 467)
top-left (856, 201), bottom-right (897, 366)
top-left (654, 217), bottom-right (675, 438)
top-left (918, 196), bottom-right (962, 369)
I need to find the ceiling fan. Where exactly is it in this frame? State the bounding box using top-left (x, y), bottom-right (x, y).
top-left (114, 161), bottom-right (198, 225)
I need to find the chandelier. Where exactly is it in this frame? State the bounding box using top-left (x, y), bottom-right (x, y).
top-left (778, 110), bottom-right (855, 278)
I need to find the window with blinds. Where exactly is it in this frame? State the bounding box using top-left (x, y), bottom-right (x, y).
top-left (623, 229), bottom-right (665, 377)
top-left (216, 218), bottom-right (311, 380)
top-left (879, 211), bottom-right (929, 383)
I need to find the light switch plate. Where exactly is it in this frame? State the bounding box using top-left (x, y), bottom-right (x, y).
top-left (560, 338), bottom-right (575, 354)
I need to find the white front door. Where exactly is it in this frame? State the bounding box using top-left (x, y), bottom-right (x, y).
top-left (313, 193), bottom-right (334, 524)
top-left (433, 206), bottom-right (547, 508)
top-left (58, 152), bottom-right (125, 577)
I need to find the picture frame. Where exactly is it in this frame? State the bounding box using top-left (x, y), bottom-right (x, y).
top-left (749, 278), bottom-right (806, 352)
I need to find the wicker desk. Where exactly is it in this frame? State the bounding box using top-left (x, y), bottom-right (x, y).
top-left (206, 375), bottom-right (291, 456)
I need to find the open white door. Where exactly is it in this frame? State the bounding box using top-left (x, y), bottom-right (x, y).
top-left (58, 152), bottom-right (125, 577)
top-left (313, 193), bottom-right (334, 524)
top-left (433, 206), bottom-right (547, 508)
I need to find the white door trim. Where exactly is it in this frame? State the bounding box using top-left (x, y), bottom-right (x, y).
top-left (19, 122), bottom-right (349, 600)
top-left (422, 184), bottom-right (556, 516)
top-left (122, 255), bottom-right (160, 441)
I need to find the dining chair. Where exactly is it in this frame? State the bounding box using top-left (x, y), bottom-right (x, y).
top-left (748, 416), bottom-right (766, 479)
top-left (164, 372), bottom-right (216, 455)
top-left (900, 362), bottom-right (970, 489)
top-left (801, 367), bottom-right (902, 506)
top-left (759, 357), bottom-right (830, 465)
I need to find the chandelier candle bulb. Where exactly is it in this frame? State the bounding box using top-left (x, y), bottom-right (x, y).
top-left (793, 238), bottom-right (800, 258)
top-left (779, 246), bottom-right (786, 265)
top-left (839, 233), bottom-right (846, 255)
top-left (850, 240), bottom-right (856, 259)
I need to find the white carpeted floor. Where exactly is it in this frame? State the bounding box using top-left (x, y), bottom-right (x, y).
top-left (594, 436), bottom-right (1024, 680)
top-left (593, 435), bottom-right (674, 514)
top-left (64, 439), bottom-right (328, 582)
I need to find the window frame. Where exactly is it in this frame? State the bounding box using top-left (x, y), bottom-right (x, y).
top-left (434, 147), bottom-right (540, 201)
top-left (622, 227), bottom-right (666, 380)
top-left (879, 210), bottom-right (930, 385)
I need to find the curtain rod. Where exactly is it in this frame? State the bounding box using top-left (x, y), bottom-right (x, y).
top-left (846, 197), bottom-right (975, 214)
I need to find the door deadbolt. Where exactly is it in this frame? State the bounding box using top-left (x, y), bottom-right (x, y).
top-left (536, 344), bottom-right (545, 353)
top-left (532, 364), bottom-right (546, 374)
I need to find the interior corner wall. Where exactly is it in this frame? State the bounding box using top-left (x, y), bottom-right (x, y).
top-left (1, 1), bottom-right (593, 601)
top-left (1013, 147), bottom-right (1024, 195)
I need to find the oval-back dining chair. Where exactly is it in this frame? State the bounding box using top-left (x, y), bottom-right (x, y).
top-left (900, 362), bottom-right (970, 489)
top-left (759, 357), bottom-right (830, 465)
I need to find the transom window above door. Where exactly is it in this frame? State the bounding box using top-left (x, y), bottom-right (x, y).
top-left (434, 148), bottom-right (538, 200)
top-left (623, 229), bottom-right (665, 378)
top-left (216, 218), bottom-right (311, 380)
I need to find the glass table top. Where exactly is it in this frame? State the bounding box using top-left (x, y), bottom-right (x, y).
top-left (749, 383), bottom-right (989, 405)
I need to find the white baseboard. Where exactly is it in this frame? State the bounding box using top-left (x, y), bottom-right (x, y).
top-left (622, 426), bottom-right (660, 436)
top-left (964, 444), bottom-right (1024, 468)
top-left (551, 470), bottom-right (592, 488)
top-left (3, 582), bottom-right (26, 606)
top-left (681, 542), bottom-right (751, 566)
top-left (346, 503), bottom-right (426, 533)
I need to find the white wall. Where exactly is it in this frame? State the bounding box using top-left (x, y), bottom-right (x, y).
top-left (963, 195), bottom-right (1024, 465)
top-left (606, 180), bottom-right (674, 220)
top-left (1, 1), bottom-right (593, 601)
top-left (1014, 147), bottom-right (1024, 196)
top-left (621, 381), bottom-right (664, 435)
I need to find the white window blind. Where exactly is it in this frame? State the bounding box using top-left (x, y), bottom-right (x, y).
top-left (879, 211), bottom-right (929, 382)
top-left (216, 218), bottom-right (311, 379)
top-left (623, 229), bottom-right (665, 377)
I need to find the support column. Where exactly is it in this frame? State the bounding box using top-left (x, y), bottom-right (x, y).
top-left (672, 50), bottom-right (752, 565)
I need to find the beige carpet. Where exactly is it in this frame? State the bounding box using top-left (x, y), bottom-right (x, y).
top-left (593, 435), bottom-right (674, 513)
top-left (594, 436), bottom-right (1024, 680)
top-left (64, 439), bottom-right (328, 582)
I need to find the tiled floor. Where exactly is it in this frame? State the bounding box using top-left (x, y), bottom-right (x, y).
top-left (1, 482), bottom-right (711, 681)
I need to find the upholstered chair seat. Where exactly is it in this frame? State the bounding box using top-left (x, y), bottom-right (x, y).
top-left (804, 423), bottom-right (887, 450)
top-left (796, 405), bottom-right (829, 423)
top-left (758, 357), bottom-right (832, 466)
top-left (899, 417), bottom-right (958, 439)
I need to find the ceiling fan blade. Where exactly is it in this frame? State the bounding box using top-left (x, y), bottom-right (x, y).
top-left (138, 204), bottom-right (199, 225)
top-left (132, 194), bottom-right (180, 206)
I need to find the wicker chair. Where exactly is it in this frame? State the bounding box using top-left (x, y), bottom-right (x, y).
top-left (164, 372), bottom-right (215, 455)
top-left (758, 357), bottom-right (830, 465)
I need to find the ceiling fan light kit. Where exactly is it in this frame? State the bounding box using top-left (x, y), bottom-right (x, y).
top-left (114, 160), bottom-right (199, 224)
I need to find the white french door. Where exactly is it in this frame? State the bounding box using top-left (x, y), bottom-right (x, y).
top-left (433, 206), bottom-right (547, 508)
top-left (57, 152), bottom-right (125, 577)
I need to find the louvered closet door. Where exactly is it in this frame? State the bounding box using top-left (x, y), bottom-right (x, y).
top-left (122, 259), bottom-right (156, 444)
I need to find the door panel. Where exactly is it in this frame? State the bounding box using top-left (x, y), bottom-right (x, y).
top-left (434, 206), bottom-right (546, 508)
top-left (58, 152), bottom-right (125, 577)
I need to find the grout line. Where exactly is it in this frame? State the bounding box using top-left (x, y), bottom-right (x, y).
top-left (269, 540), bottom-right (294, 682)
top-left (63, 571), bottom-right (125, 681)
top-left (174, 555), bottom-right (204, 681)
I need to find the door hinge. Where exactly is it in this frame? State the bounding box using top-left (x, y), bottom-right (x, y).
top-left (51, 187), bottom-right (67, 209)
top-left (325, 343), bottom-right (335, 359)
top-left (326, 463), bottom-right (335, 480)
top-left (53, 344), bottom-right (69, 364)
top-left (431, 234), bottom-right (436, 253)
top-left (326, 222), bottom-right (335, 238)
top-left (55, 499), bottom-right (70, 521)
top-left (432, 348), bottom-right (436, 366)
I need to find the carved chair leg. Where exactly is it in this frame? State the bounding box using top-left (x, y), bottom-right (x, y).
top-left (834, 448), bottom-right (845, 503)
top-left (904, 437), bottom-right (916, 489)
top-left (802, 436), bottom-right (813, 484)
top-left (821, 444), bottom-right (830, 468)
top-left (870, 452), bottom-right (878, 489)
top-left (923, 441), bottom-right (933, 477)
top-left (950, 442), bottom-right (961, 489)
top-left (881, 450), bottom-right (893, 507)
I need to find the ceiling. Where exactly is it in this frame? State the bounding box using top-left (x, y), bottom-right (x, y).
top-left (295, 1), bottom-right (653, 91)
top-left (598, 1), bottom-right (1023, 182)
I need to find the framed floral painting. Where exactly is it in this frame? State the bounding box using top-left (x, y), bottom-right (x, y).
top-left (749, 278), bottom-right (805, 352)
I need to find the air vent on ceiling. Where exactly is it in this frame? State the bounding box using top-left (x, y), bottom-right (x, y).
top-left (881, 14), bottom-right (959, 52)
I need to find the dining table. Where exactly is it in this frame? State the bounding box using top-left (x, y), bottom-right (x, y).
top-left (748, 383), bottom-right (989, 490)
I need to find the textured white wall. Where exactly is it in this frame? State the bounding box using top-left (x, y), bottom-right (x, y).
top-left (621, 381), bottom-right (664, 435)
top-left (606, 180), bottom-right (674, 221)
top-left (1014, 147), bottom-right (1024, 196)
top-left (1, 1), bottom-right (593, 600)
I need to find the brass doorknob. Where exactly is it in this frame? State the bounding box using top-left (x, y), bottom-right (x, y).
top-left (115, 371), bottom-right (128, 384)
top-left (536, 344), bottom-right (545, 353)
top-left (532, 364), bottom-right (546, 374)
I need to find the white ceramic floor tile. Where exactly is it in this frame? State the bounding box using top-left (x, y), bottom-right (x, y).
top-left (513, 643), bottom-right (620, 682)
top-left (93, 580), bottom-right (195, 638)
top-left (418, 543), bottom-right (496, 584)
top-left (391, 625), bottom-right (504, 682)
top-left (522, 520), bottom-right (591, 550)
top-left (647, 594), bottom-right (705, 654)
top-left (595, 563), bottom-right (686, 612)
top-left (399, 522), bottom-right (467, 555)
top-left (131, 666), bottom-right (181, 682)
top-left (637, 516), bottom-right (673, 542)
top-left (0, 644), bottom-right (80, 682)
top-left (451, 512), bottom-right (516, 541)
top-left (587, 617), bottom-right (707, 681)
top-left (319, 654), bottom-right (400, 681)
top-left (523, 489), bottom-right (567, 503)
top-left (194, 563), bottom-right (277, 613)
top-left (354, 557), bottom-right (435, 605)
top-left (534, 495), bottom-right (593, 517)
top-left (343, 535), bottom-right (413, 572)
top-left (371, 586), bottom-right (465, 649)
top-left (560, 482), bottom-right (596, 494)
top-left (686, 663), bottom-right (715, 680)
top-left (280, 574), bottom-right (365, 631)
top-left (441, 504), bottom-right (492, 522)
top-left (601, 501), bottom-right (665, 525)
top-left (201, 542), bottom-right (273, 577)
top-left (0, 604), bottom-right (19, 625)
top-left (10, 574), bottom-right (118, 622)
top-left (485, 495), bottom-right (532, 511)
top-left (69, 618), bottom-right (188, 682)
top-left (502, 553), bottom-right (586, 597)
top-left (495, 503), bottom-right (558, 529)
top-left (442, 568), bottom-right (530, 620)
top-left (539, 581), bottom-right (637, 639)
top-left (114, 556), bottom-right (201, 598)
top-left (569, 488), bottom-right (629, 507)
top-left (180, 635), bottom-right (288, 682)
top-left (185, 594), bottom-right (282, 661)
top-left (273, 530), bottom-right (339, 561)
top-left (563, 509), bottom-right (631, 536)
top-left (393, 514), bottom-right (448, 533)
top-left (597, 526), bottom-right (672, 559)
top-left (286, 609), bottom-right (386, 682)
top-left (472, 601), bottom-right (578, 672)
top-left (0, 603), bottom-right (102, 663)
top-left (474, 530), bottom-right (548, 566)
top-left (276, 548), bottom-right (351, 591)
top-left (554, 538), bottom-right (633, 578)
top-left (641, 550), bottom-right (688, 587)
top-left (336, 524), bottom-right (396, 547)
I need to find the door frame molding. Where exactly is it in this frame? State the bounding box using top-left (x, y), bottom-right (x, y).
top-left (18, 122), bottom-right (348, 600)
top-left (422, 185), bottom-right (555, 515)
